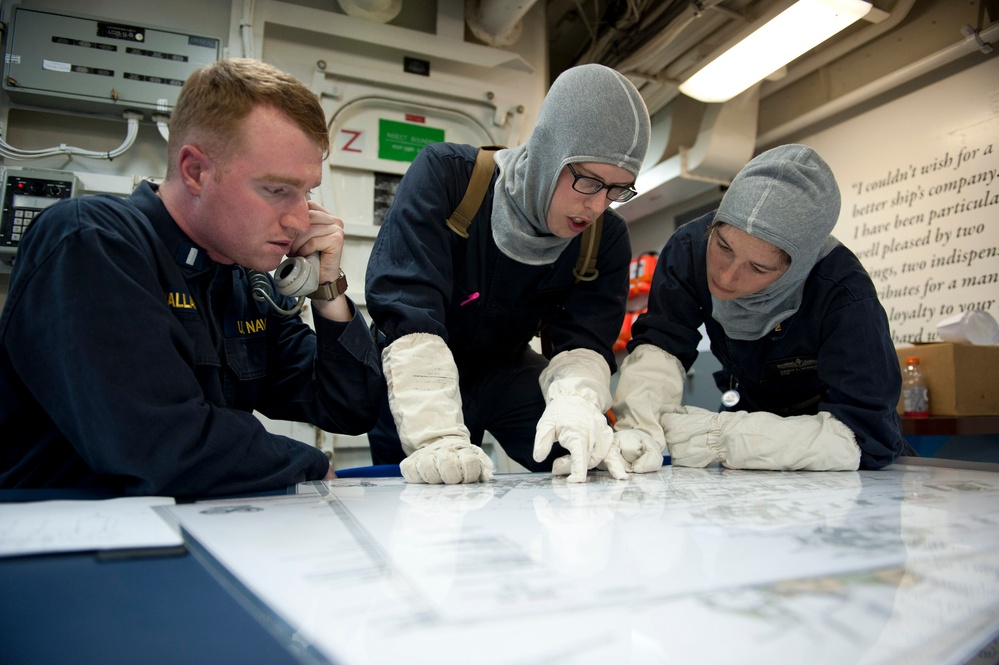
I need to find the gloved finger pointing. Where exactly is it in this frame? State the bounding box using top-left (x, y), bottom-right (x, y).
top-left (601, 446), bottom-right (630, 480)
top-left (558, 431), bottom-right (590, 483)
top-left (588, 422), bottom-right (614, 467)
top-left (567, 458), bottom-right (589, 483)
top-left (533, 421), bottom-right (558, 463)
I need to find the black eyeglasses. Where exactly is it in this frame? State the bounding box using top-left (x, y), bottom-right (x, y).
top-left (566, 163), bottom-right (638, 202)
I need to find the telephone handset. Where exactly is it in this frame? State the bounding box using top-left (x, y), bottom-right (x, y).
top-left (274, 253), bottom-right (321, 297)
top-left (248, 253), bottom-right (320, 315)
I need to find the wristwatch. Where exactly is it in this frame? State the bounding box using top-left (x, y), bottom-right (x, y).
top-left (308, 270), bottom-right (348, 301)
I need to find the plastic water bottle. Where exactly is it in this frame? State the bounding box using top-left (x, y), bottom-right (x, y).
top-left (902, 356), bottom-right (929, 418)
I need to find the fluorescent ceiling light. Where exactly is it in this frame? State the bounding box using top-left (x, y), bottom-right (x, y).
top-left (679, 0), bottom-right (872, 103)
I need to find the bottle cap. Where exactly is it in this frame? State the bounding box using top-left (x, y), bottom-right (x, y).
top-left (905, 356), bottom-right (920, 364)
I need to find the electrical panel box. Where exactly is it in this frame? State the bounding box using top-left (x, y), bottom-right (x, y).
top-left (2, 7), bottom-right (221, 115)
top-left (0, 166), bottom-right (78, 266)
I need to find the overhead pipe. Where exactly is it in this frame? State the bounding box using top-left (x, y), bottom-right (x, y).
top-left (616, 85), bottom-right (760, 222)
top-left (465, 0), bottom-right (541, 46)
top-left (336, 0), bottom-right (403, 23)
top-left (241, 0), bottom-right (255, 58)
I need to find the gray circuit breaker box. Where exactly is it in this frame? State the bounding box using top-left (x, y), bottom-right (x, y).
top-left (2, 7), bottom-right (220, 115)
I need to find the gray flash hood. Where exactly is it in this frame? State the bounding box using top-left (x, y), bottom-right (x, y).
top-left (491, 64), bottom-right (651, 265)
top-left (711, 144), bottom-right (842, 340)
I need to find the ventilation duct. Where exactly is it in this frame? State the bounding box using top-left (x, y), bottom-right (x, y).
top-left (616, 84), bottom-right (760, 222)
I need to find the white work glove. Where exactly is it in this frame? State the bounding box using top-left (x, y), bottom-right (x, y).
top-left (533, 348), bottom-right (626, 483)
top-left (660, 405), bottom-right (861, 471)
top-left (611, 344), bottom-right (686, 473)
top-left (382, 333), bottom-right (494, 484)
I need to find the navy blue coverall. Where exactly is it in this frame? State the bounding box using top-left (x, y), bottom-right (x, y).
top-left (365, 143), bottom-right (631, 469)
top-left (630, 214), bottom-right (907, 470)
top-left (0, 181), bottom-right (384, 496)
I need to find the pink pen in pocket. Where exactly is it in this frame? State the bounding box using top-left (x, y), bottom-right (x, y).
top-left (460, 292), bottom-right (480, 306)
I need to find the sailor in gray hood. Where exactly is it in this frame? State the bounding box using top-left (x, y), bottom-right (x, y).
top-left (612, 144), bottom-right (907, 472)
top-left (365, 64), bottom-right (651, 483)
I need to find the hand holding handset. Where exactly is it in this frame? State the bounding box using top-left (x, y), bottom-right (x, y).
top-left (250, 192), bottom-right (342, 314)
top-left (275, 191), bottom-right (326, 297)
top-left (248, 252), bottom-right (320, 315)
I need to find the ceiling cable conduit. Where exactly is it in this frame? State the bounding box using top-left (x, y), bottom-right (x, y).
top-left (241, 0), bottom-right (256, 58)
top-left (0, 111), bottom-right (143, 161)
top-left (152, 114), bottom-right (170, 142)
top-left (576, 1), bottom-right (683, 67)
top-left (572, 0), bottom-right (644, 65)
top-left (604, 1), bottom-right (746, 116)
top-left (616, 0), bottom-right (725, 75)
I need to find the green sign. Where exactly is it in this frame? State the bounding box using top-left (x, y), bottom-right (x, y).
top-left (378, 119), bottom-right (444, 162)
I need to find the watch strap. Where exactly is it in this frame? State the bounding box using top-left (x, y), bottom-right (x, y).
top-left (308, 270), bottom-right (348, 301)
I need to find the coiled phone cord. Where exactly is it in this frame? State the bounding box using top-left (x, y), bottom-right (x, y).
top-left (248, 270), bottom-right (306, 316)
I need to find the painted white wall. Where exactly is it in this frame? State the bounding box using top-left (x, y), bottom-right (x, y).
top-left (801, 57), bottom-right (999, 345)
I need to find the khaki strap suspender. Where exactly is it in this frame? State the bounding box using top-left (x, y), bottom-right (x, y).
top-left (573, 216), bottom-right (602, 282)
top-left (445, 146), bottom-right (601, 283)
top-left (446, 146), bottom-right (503, 239)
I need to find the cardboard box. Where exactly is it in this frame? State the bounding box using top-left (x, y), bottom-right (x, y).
top-left (896, 342), bottom-right (999, 416)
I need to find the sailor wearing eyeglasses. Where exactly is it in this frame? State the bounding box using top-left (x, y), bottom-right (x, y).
top-left (365, 64), bottom-right (651, 484)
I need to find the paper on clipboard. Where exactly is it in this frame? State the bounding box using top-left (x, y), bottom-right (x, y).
top-left (0, 496), bottom-right (182, 557)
